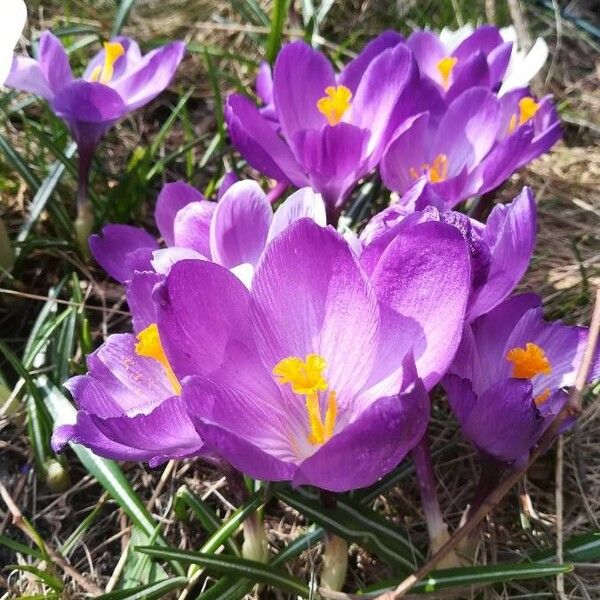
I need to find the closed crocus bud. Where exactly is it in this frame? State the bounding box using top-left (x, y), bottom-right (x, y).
top-left (321, 534), bottom-right (348, 591)
top-left (242, 513), bottom-right (268, 563)
top-left (74, 201), bottom-right (94, 260)
top-left (44, 459), bottom-right (71, 493)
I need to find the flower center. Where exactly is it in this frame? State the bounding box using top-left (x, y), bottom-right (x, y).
top-left (409, 154), bottom-right (449, 183)
top-left (316, 85), bottom-right (352, 126)
top-left (89, 41), bottom-right (125, 85)
top-left (506, 342), bottom-right (552, 406)
top-left (273, 353), bottom-right (337, 445)
top-left (135, 323), bottom-right (181, 395)
top-left (436, 56), bottom-right (458, 89)
top-left (508, 97), bottom-right (540, 133)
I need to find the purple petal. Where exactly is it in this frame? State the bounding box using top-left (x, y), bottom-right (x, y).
top-left (294, 376), bottom-right (429, 492)
top-left (151, 247), bottom-right (205, 275)
top-left (90, 224), bottom-right (158, 283)
top-left (225, 93), bottom-right (307, 186)
top-left (406, 31), bottom-right (446, 83)
top-left (339, 31), bottom-right (404, 93)
top-left (112, 41), bottom-right (186, 112)
top-left (84, 37), bottom-right (142, 82)
top-left (452, 25), bottom-right (503, 62)
top-left (209, 180), bottom-right (272, 268)
top-left (155, 181), bottom-right (206, 246)
top-left (468, 187), bottom-right (536, 320)
top-left (5, 56), bottom-right (53, 99)
top-left (487, 41), bottom-right (513, 87)
top-left (272, 41), bottom-right (336, 143)
top-left (368, 220), bottom-right (471, 388)
top-left (218, 172), bottom-right (239, 199)
top-left (37, 31), bottom-right (73, 95)
top-left (267, 188), bottom-right (326, 243)
top-left (445, 52), bottom-right (490, 103)
top-left (251, 219), bottom-right (380, 401)
top-left (126, 271), bottom-right (163, 333)
top-left (173, 200), bottom-right (216, 257)
top-left (255, 61), bottom-right (273, 105)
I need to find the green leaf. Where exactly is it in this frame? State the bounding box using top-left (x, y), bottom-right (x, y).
top-left (0, 534), bottom-right (45, 561)
top-left (203, 50), bottom-right (225, 147)
top-left (8, 565), bottom-right (64, 592)
top-left (195, 577), bottom-right (253, 600)
top-left (533, 531), bottom-right (600, 563)
top-left (266, 0), bottom-right (290, 64)
top-left (135, 548), bottom-right (310, 597)
top-left (227, 0), bottom-right (269, 26)
top-left (111, 0), bottom-right (138, 37)
top-left (96, 577), bottom-right (187, 600)
top-left (39, 378), bottom-right (184, 576)
top-left (0, 133), bottom-right (41, 191)
top-left (276, 486), bottom-right (421, 571)
top-left (361, 562), bottom-right (573, 595)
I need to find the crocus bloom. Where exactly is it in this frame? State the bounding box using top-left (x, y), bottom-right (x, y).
top-left (156, 218), bottom-right (471, 491)
top-left (407, 25), bottom-right (513, 101)
top-left (91, 180), bottom-right (326, 288)
top-left (0, 0), bottom-right (26, 85)
top-left (226, 33), bottom-right (424, 217)
top-left (360, 183), bottom-right (536, 321)
top-left (380, 87), bottom-right (560, 207)
top-left (52, 270), bottom-right (203, 466)
top-left (443, 294), bottom-right (600, 465)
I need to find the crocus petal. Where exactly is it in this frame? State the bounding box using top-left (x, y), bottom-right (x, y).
top-left (54, 396), bottom-right (203, 465)
top-left (406, 30), bottom-right (446, 83)
top-left (445, 51), bottom-right (490, 103)
top-left (217, 172), bottom-right (239, 199)
top-left (151, 247), bottom-right (205, 275)
top-left (251, 219), bottom-right (380, 401)
top-left (225, 93), bottom-right (307, 186)
top-left (293, 123), bottom-right (369, 206)
top-left (184, 377), bottom-right (296, 480)
top-left (452, 25), bottom-right (503, 63)
top-left (112, 41), bottom-right (186, 112)
top-left (126, 271), bottom-right (163, 333)
top-left (155, 181), bottom-right (206, 246)
top-left (83, 36), bottom-right (142, 82)
top-left (499, 37), bottom-right (548, 95)
top-left (487, 41), bottom-right (513, 88)
top-left (37, 31), bottom-right (73, 94)
top-left (267, 188), bottom-right (326, 243)
top-left (294, 376), bottom-right (429, 492)
top-left (173, 200), bottom-right (215, 257)
top-left (90, 224), bottom-right (158, 283)
top-left (368, 220), bottom-right (471, 388)
top-left (210, 180), bottom-right (272, 268)
top-left (468, 187), bottom-right (536, 320)
top-left (5, 56), bottom-right (53, 99)
top-left (0, 0), bottom-right (26, 85)
top-left (272, 40), bottom-right (336, 143)
top-left (255, 61), bottom-right (273, 105)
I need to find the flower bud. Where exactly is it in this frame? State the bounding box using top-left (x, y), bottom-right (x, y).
top-left (44, 459), bottom-right (71, 493)
top-left (242, 512), bottom-right (268, 563)
top-left (320, 534), bottom-right (348, 591)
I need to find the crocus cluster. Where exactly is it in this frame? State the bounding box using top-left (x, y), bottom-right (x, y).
top-left (42, 22), bottom-right (599, 501)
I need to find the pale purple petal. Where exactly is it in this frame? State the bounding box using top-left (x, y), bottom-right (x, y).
top-left (5, 56), bottom-right (53, 99)
top-left (151, 247), bottom-right (205, 275)
top-left (173, 200), bottom-right (216, 257)
top-left (267, 188), bottom-right (326, 243)
top-left (155, 181), bottom-right (206, 246)
top-left (37, 31), bottom-right (73, 95)
top-left (126, 271), bottom-right (163, 333)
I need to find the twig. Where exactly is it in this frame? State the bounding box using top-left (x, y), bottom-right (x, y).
top-left (373, 287), bottom-right (600, 599)
top-left (555, 435), bottom-right (568, 599)
top-left (0, 481), bottom-right (103, 595)
top-left (506, 0), bottom-right (532, 50)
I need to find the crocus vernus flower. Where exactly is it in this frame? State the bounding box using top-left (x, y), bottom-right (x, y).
top-left (443, 294), bottom-right (600, 465)
top-left (226, 32), bottom-right (424, 220)
top-left (91, 179), bottom-right (326, 288)
top-left (155, 218), bottom-right (472, 491)
top-left (6, 32), bottom-right (185, 248)
top-left (52, 270), bottom-right (203, 465)
top-left (0, 0), bottom-right (26, 85)
top-left (360, 183), bottom-right (537, 321)
top-left (407, 25), bottom-right (513, 101)
top-left (380, 87), bottom-right (560, 207)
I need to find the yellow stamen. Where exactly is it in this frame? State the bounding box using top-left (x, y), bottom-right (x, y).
top-left (135, 323), bottom-right (181, 395)
top-left (316, 85), bottom-right (352, 126)
top-left (89, 41), bottom-right (125, 85)
top-left (534, 388), bottom-right (551, 406)
top-left (273, 354), bottom-right (337, 446)
top-left (508, 96), bottom-right (540, 133)
top-left (436, 56), bottom-right (458, 89)
top-left (506, 342), bottom-right (552, 380)
top-left (409, 153), bottom-right (449, 183)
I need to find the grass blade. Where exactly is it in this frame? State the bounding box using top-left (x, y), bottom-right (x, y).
top-left (135, 548), bottom-right (310, 597)
top-left (0, 534), bottom-right (45, 561)
top-left (266, 0), bottom-right (290, 64)
top-left (111, 0), bottom-right (138, 37)
top-left (533, 531), bottom-right (600, 563)
top-left (8, 565), bottom-right (64, 592)
top-left (96, 577), bottom-right (187, 600)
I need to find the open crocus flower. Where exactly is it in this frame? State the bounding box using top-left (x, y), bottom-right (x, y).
top-left (443, 294), bottom-right (600, 466)
top-left (226, 33), bottom-right (424, 217)
top-left (155, 218), bottom-right (471, 491)
top-left (360, 183), bottom-right (536, 322)
top-left (52, 271), bottom-right (203, 466)
top-left (0, 0), bottom-right (26, 85)
top-left (380, 87), bottom-right (560, 207)
top-left (407, 25), bottom-right (512, 101)
top-left (91, 180), bottom-right (326, 288)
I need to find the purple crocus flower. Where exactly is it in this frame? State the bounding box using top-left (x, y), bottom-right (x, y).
top-left (380, 87), bottom-right (560, 208)
top-left (155, 218), bottom-right (472, 491)
top-left (91, 179), bottom-right (326, 288)
top-left (443, 294), bottom-right (600, 465)
top-left (407, 25), bottom-right (513, 101)
top-left (226, 32), bottom-right (424, 219)
top-left (6, 31), bottom-right (185, 227)
top-left (52, 270), bottom-right (203, 466)
top-left (360, 183), bottom-right (537, 321)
